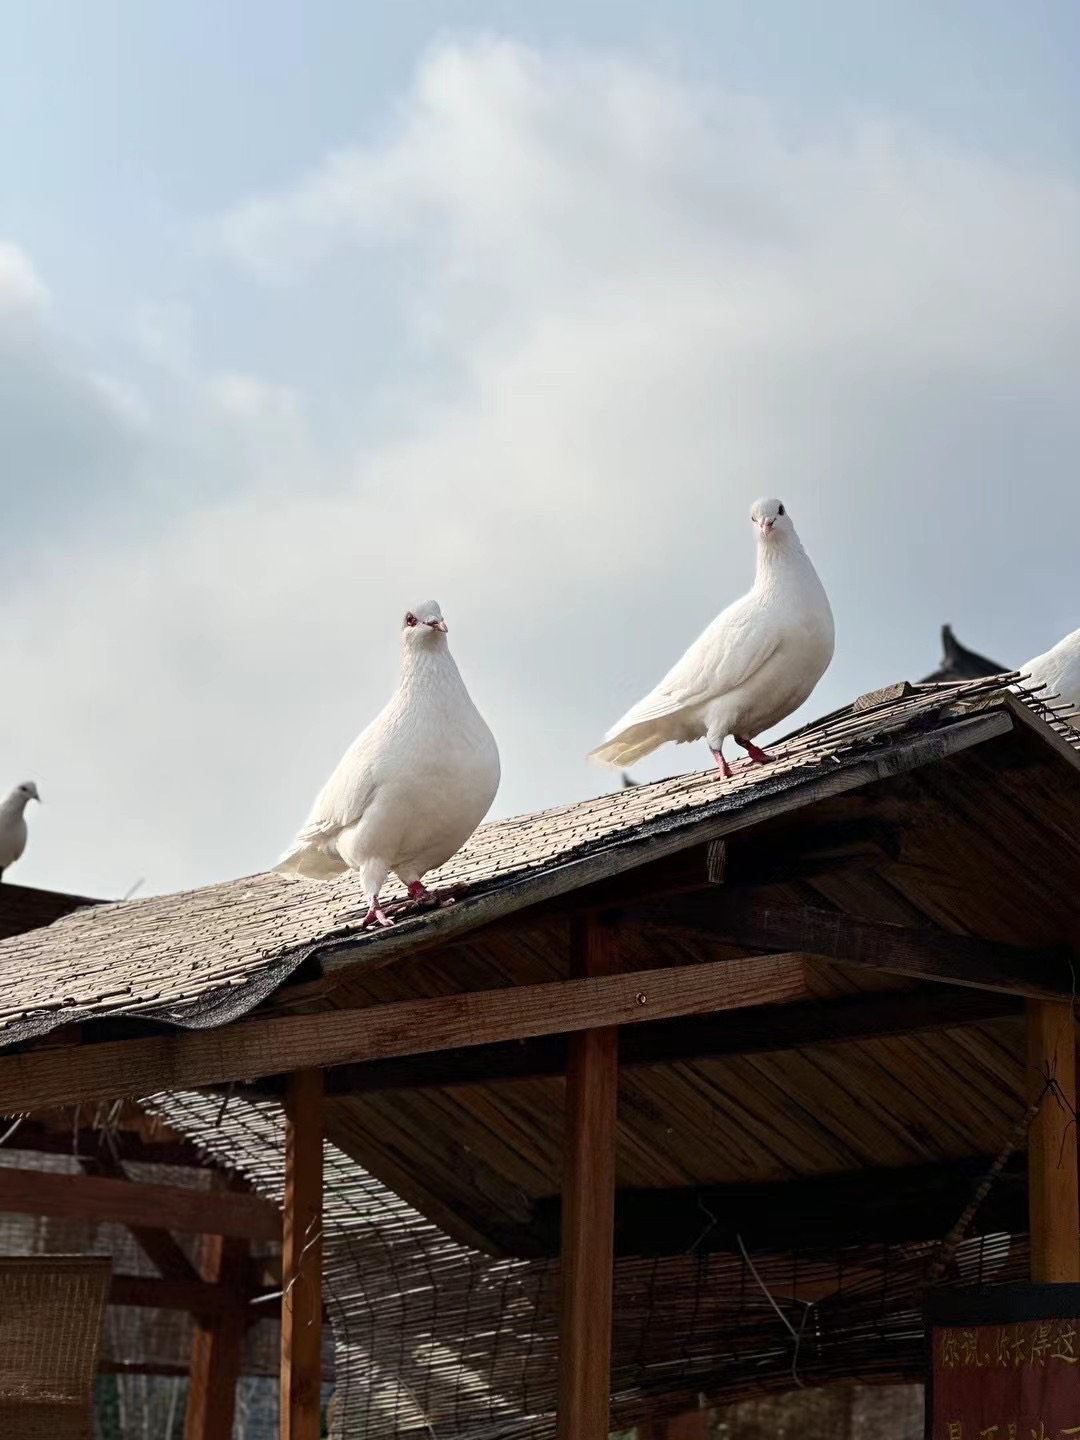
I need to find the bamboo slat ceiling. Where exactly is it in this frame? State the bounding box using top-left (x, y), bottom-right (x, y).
top-left (0, 672), bottom-right (1072, 1049)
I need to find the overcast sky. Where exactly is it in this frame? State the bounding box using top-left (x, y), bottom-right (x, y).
top-left (2, 1), bottom-right (1080, 899)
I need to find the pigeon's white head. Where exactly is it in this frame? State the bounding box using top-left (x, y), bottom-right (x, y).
top-left (750, 497), bottom-right (793, 543)
top-left (402, 600), bottom-right (448, 647)
top-left (8, 782), bottom-right (39, 806)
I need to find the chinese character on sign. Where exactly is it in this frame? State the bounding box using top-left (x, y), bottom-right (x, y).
top-left (947, 1423), bottom-right (963, 1440)
top-left (1032, 1325), bottom-right (1054, 1366)
top-left (963, 1330), bottom-right (989, 1367)
top-left (941, 1332), bottom-right (962, 1368)
top-left (1054, 1326), bottom-right (1079, 1365)
top-left (1014, 1328), bottom-right (1031, 1368)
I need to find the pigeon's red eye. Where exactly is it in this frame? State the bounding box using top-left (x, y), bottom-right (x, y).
top-left (405, 613), bottom-right (417, 627)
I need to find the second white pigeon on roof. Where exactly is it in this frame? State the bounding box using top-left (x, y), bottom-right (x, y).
top-left (1020, 626), bottom-right (1080, 728)
top-left (0, 782), bottom-right (40, 881)
top-left (276, 601), bottom-right (500, 928)
top-left (589, 498), bottom-right (834, 777)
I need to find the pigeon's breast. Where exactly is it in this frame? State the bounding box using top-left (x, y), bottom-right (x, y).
top-left (378, 701), bottom-right (501, 874)
top-left (732, 615), bottom-right (834, 736)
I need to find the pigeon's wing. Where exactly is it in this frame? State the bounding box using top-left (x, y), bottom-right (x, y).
top-left (604, 597), bottom-right (780, 737)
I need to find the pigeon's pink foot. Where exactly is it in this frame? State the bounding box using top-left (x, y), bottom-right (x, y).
top-left (735, 736), bottom-right (771, 765)
top-left (360, 901), bottom-right (394, 930)
top-left (710, 748), bottom-right (733, 779)
top-left (406, 881), bottom-right (435, 904)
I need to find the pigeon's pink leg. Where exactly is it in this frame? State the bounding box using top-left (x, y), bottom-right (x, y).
top-left (407, 880), bottom-right (435, 903)
top-left (710, 747), bottom-right (733, 779)
top-left (735, 736), bottom-right (771, 765)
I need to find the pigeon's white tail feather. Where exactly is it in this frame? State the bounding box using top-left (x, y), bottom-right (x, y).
top-left (588, 724), bottom-right (666, 769)
top-left (274, 844), bottom-right (347, 881)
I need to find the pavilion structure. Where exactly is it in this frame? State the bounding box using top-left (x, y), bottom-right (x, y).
top-left (0, 672), bottom-right (1078, 1437)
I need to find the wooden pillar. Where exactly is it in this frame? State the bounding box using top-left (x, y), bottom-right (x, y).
top-left (1027, 1000), bottom-right (1079, 1282)
top-left (281, 1068), bottom-right (324, 1440)
top-left (557, 920), bottom-right (619, 1440)
top-left (183, 1232), bottom-right (247, 1440)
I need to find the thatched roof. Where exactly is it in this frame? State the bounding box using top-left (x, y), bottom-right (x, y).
top-left (0, 671), bottom-right (1064, 1049)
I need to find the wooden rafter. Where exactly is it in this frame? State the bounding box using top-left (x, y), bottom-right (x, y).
top-left (0, 1164), bottom-right (280, 1239)
top-left (110, 1274), bottom-right (265, 1314)
top-left (524, 1153), bottom-right (1032, 1259)
top-left (625, 894), bottom-right (1076, 998)
top-left (0, 953), bottom-right (811, 1111)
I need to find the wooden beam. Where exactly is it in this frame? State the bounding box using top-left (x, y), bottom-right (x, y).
top-left (185, 1228), bottom-right (249, 1440)
top-left (557, 920), bottom-right (618, 1440)
top-left (281, 1069), bottom-right (324, 1440)
top-left (317, 985), bottom-right (1017, 1095)
top-left (8, 1119), bottom-right (208, 1168)
top-left (0, 1165), bottom-right (280, 1240)
top-left (1027, 1000), bottom-right (1079, 1282)
top-left (526, 1153), bottom-right (1031, 1259)
top-left (628, 894), bottom-right (1076, 999)
top-left (79, 1150), bottom-right (204, 1289)
top-left (109, 1274), bottom-right (262, 1314)
top-left (0, 953), bottom-right (811, 1111)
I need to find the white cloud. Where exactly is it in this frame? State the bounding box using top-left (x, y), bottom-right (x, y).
top-left (5, 39), bottom-right (1080, 897)
top-left (0, 242), bottom-right (50, 310)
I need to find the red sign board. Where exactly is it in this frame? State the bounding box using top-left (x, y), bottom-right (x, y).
top-left (928, 1289), bottom-right (1080, 1440)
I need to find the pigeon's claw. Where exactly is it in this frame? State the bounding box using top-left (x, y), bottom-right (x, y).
top-left (360, 903), bottom-right (394, 930)
top-left (735, 737), bottom-right (771, 765)
top-left (710, 748), bottom-right (733, 779)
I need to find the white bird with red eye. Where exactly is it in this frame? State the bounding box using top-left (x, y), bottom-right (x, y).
top-left (275, 601), bottom-right (501, 928)
top-left (589, 498), bottom-right (834, 777)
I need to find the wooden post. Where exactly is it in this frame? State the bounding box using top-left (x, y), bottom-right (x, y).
top-left (183, 1231), bottom-right (247, 1440)
top-left (281, 1068), bottom-right (324, 1440)
top-left (557, 920), bottom-right (619, 1440)
top-left (1027, 1000), bottom-right (1079, 1282)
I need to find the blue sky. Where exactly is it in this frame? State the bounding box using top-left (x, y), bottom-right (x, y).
top-left (2, 2), bottom-right (1080, 897)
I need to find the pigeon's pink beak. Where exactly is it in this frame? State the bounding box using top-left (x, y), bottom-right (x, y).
top-left (427, 618), bottom-right (448, 633)
top-left (759, 518), bottom-right (774, 537)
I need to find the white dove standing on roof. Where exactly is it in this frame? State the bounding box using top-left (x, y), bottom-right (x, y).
top-left (0, 782), bottom-right (40, 881)
top-left (590, 499), bottom-right (834, 778)
top-left (276, 601), bottom-right (500, 928)
top-left (1020, 626), bottom-right (1080, 728)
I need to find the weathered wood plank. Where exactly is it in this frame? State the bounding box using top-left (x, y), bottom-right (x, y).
top-left (281, 1069), bottom-right (324, 1440)
top-left (317, 985), bottom-right (1017, 1095)
top-left (628, 894), bottom-right (1076, 999)
top-left (0, 1165), bottom-right (280, 1239)
top-left (558, 921), bottom-right (618, 1440)
top-left (1027, 1000), bottom-right (1079, 1282)
top-left (0, 954), bottom-right (810, 1111)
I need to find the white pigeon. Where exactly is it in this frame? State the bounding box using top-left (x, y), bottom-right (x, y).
top-left (0, 782), bottom-right (40, 881)
top-left (589, 498), bottom-right (834, 777)
top-left (276, 601), bottom-right (501, 928)
top-left (1020, 626), bottom-right (1080, 728)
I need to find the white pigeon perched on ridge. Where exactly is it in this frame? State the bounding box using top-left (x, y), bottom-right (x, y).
top-left (589, 498), bottom-right (834, 778)
top-left (1019, 626), bottom-right (1080, 728)
top-left (276, 601), bottom-right (500, 929)
top-left (0, 781), bottom-right (40, 881)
